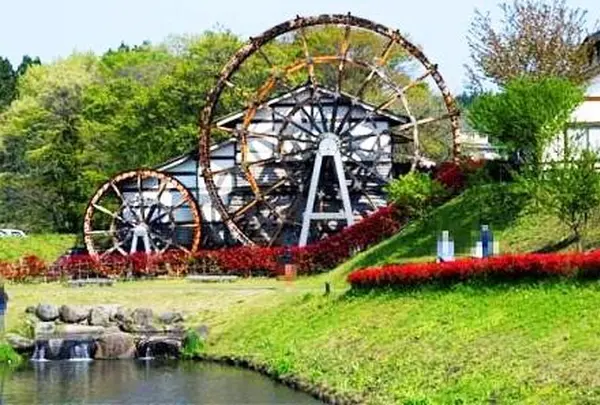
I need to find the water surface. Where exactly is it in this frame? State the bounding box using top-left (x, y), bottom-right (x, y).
top-left (0, 360), bottom-right (322, 404)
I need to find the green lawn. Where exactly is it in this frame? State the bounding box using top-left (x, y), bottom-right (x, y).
top-left (0, 234), bottom-right (76, 263)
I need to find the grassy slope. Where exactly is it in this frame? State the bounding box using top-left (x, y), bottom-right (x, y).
top-left (335, 184), bottom-right (587, 276)
top-left (208, 280), bottom-right (600, 404)
top-left (0, 234), bottom-right (76, 263)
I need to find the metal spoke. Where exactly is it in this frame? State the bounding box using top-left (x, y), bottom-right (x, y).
top-left (102, 234), bottom-right (132, 257)
top-left (264, 104), bottom-right (319, 139)
top-left (148, 199), bottom-right (188, 225)
top-left (312, 90), bottom-right (330, 134)
top-left (271, 73), bottom-right (328, 136)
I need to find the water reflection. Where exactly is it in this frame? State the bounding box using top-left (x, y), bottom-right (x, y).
top-left (0, 361), bottom-right (322, 404)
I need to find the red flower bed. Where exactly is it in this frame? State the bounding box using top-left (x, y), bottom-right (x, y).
top-left (347, 251), bottom-right (600, 289)
top-left (0, 204), bottom-right (407, 282)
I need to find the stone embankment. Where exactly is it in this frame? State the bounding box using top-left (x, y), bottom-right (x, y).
top-left (7, 304), bottom-right (199, 360)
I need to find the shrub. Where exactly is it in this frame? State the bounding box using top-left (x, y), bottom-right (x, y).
top-left (181, 329), bottom-right (205, 359)
top-left (385, 172), bottom-right (445, 218)
top-left (347, 250), bottom-right (600, 289)
top-left (0, 343), bottom-right (22, 365)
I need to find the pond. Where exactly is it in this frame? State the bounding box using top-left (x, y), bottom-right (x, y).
top-left (0, 360), bottom-right (323, 404)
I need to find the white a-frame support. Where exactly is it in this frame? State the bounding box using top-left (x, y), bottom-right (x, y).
top-left (299, 133), bottom-right (354, 247)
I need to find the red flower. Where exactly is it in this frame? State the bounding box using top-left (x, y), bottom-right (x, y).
top-left (347, 251), bottom-right (600, 288)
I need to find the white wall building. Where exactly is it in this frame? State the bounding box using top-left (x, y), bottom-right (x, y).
top-left (149, 84), bottom-right (410, 247)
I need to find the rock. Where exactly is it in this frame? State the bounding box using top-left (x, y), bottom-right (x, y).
top-left (95, 332), bottom-right (136, 359)
top-left (102, 305), bottom-right (123, 321)
top-left (89, 307), bottom-right (112, 327)
top-left (137, 336), bottom-right (181, 359)
top-left (105, 325), bottom-right (122, 334)
top-left (59, 305), bottom-right (90, 324)
top-left (120, 322), bottom-right (160, 334)
top-left (158, 311), bottom-right (184, 325)
top-left (25, 306), bottom-right (36, 314)
top-left (6, 334), bottom-right (34, 352)
top-left (35, 322), bottom-right (56, 336)
top-left (57, 324), bottom-right (105, 339)
top-left (113, 307), bottom-right (132, 323)
top-left (163, 324), bottom-right (186, 334)
top-left (131, 308), bottom-right (153, 325)
top-left (36, 304), bottom-right (59, 321)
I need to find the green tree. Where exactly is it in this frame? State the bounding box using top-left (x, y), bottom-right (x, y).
top-left (0, 55), bottom-right (96, 232)
top-left (521, 148), bottom-right (600, 250)
top-left (0, 57), bottom-right (15, 111)
top-left (385, 172), bottom-right (445, 218)
top-left (467, 76), bottom-right (584, 172)
top-left (15, 55), bottom-right (41, 78)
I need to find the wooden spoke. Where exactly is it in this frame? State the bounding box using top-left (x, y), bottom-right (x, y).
top-left (336, 24), bottom-right (352, 94)
top-left (110, 181), bottom-right (125, 201)
top-left (85, 230), bottom-right (116, 236)
top-left (377, 38), bottom-right (396, 67)
top-left (155, 179), bottom-right (169, 202)
top-left (395, 113), bottom-right (454, 132)
top-left (93, 203), bottom-right (129, 224)
top-left (401, 68), bottom-right (436, 93)
top-left (232, 198), bottom-right (259, 221)
top-left (299, 27), bottom-right (316, 85)
top-left (338, 94), bottom-right (398, 137)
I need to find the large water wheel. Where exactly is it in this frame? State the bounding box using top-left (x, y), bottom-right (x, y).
top-left (199, 14), bottom-right (460, 247)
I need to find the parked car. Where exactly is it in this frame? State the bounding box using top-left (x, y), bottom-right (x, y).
top-left (0, 229), bottom-right (27, 238)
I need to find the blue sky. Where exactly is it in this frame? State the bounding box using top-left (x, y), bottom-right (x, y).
top-left (1, 0), bottom-right (597, 93)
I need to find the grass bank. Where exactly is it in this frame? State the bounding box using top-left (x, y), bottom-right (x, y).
top-left (335, 183), bottom-right (600, 276)
top-left (208, 280), bottom-right (600, 404)
top-left (0, 234), bottom-right (76, 263)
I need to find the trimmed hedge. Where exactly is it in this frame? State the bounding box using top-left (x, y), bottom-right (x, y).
top-left (347, 251), bottom-right (600, 289)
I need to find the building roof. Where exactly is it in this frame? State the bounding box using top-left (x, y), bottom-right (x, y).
top-left (215, 83), bottom-right (410, 129)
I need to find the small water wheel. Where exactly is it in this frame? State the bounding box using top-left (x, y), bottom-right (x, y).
top-left (83, 169), bottom-right (201, 257)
